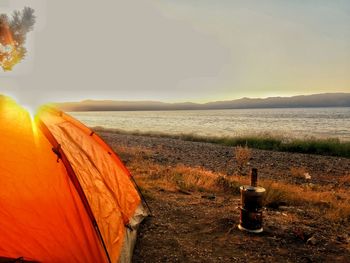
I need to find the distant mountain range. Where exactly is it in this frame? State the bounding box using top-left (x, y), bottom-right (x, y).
top-left (56, 93), bottom-right (350, 111)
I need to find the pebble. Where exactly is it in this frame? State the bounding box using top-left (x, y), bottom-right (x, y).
top-left (306, 236), bottom-right (317, 245)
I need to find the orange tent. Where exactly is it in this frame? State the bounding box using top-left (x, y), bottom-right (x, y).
top-left (0, 96), bottom-right (147, 263)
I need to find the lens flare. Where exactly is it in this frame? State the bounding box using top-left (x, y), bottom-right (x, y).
top-left (22, 104), bottom-right (37, 120)
top-left (0, 95), bottom-right (40, 144)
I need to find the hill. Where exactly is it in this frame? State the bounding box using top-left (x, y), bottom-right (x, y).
top-left (56, 93), bottom-right (350, 111)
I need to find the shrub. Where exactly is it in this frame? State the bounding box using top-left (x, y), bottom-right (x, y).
top-left (234, 145), bottom-right (252, 175)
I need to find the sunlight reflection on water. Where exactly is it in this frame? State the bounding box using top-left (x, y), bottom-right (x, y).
top-left (70, 108), bottom-right (350, 141)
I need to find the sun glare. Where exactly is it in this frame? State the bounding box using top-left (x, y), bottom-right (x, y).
top-left (0, 95), bottom-right (41, 142)
top-left (20, 104), bottom-right (40, 139)
top-left (22, 104), bottom-right (37, 120)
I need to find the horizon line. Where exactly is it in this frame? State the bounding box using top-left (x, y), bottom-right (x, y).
top-left (55, 92), bottom-right (350, 104)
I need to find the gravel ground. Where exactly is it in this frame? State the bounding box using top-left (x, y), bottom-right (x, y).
top-left (100, 131), bottom-right (350, 186)
top-left (99, 131), bottom-right (350, 262)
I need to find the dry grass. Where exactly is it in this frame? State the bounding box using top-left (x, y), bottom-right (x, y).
top-left (116, 145), bottom-right (155, 160)
top-left (234, 145), bottom-right (252, 175)
top-left (290, 166), bottom-right (308, 179)
top-left (338, 173), bottom-right (350, 187)
top-left (254, 181), bottom-right (350, 222)
top-left (119, 145), bottom-right (350, 223)
top-left (327, 202), bottom-right (350, 222)
top-left (134, 162), bottom-right (222, 193)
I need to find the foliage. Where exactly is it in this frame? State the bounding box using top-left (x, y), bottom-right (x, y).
top-left (234, 145), bottom-right (252, 175)
top-left (0, 7), bottom-right (35, 71)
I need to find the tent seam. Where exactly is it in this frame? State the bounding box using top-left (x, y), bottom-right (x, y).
top-left (37, 119), bottom-right (112, 263)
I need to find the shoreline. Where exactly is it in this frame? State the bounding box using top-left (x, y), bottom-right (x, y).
top-left (93, 126), bottom-right (350, 158)
top-left (98, 129), bottom-right (350, 186)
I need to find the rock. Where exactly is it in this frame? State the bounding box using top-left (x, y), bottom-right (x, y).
top-left (336, 235), bottom-right (349, 244)
top-left (306, 236), bottom-right (317, 245)
top-left (279, 205), bottom-right (292, 211)
top-left (304, 172), bottom-right (311, 180)
top-left (201, 194), bottom-right (216, 200)
top-left (178, 189), bottom-right (191, 195)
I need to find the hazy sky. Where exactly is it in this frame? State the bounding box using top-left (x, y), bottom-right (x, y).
top-left (0, 0), bottom-right (349, 106)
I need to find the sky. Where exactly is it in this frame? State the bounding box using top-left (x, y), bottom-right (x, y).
top-left (0, 0), bottom-right (349, 107)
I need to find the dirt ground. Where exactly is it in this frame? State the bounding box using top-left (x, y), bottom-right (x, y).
top-left (132, 192), bottom-right (349, 263)
top-left (100, 131), bottom-right (350, 263)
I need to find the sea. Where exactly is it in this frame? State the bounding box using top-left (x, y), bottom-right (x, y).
top-left (69, 107), bottom-right (350, 141)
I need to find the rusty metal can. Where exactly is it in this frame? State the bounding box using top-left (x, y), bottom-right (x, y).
top-left (238, 185), bottom-right (266, 233)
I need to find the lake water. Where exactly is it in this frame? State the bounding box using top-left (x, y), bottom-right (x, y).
top-left (70, 108), bottom-right (350, 141)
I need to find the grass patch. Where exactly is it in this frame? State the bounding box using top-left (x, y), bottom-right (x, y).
top-left (114, 143), bottom-right (350, 222)
top-left (280, 138), bottom-right (350, 157)
top-left (234, 145), bottom-right (252, 175)
top-left (125, 158), bottom-right (350, 223)
top-left (94, 127), bottom-right (350, 158)
top-left (290, 167), bottom-right (308, 179)
top-left (135, 163), bottom-right (223, 193)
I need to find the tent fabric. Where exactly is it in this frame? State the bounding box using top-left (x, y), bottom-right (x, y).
top-left (0, 97), bottom-right (108, 262)
top-left (118, 204), bottom-right (148, 263)
top-left (55, 112), bottom-right (132, 178)
top-left (0, 96), bottom-right (146, 263)
top-left (40, 110), bottom-right (142, 262)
